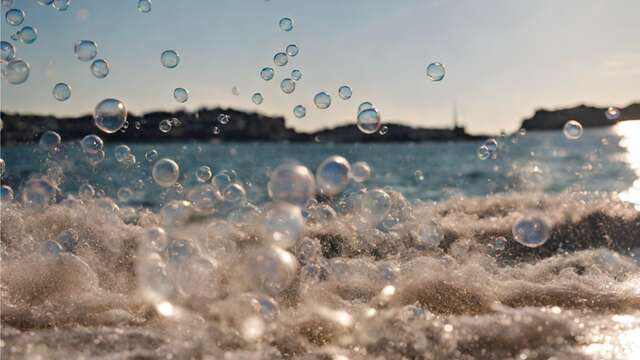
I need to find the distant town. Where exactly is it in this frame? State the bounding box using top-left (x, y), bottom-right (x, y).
top-left (1, 102), bottom-right (638, 144)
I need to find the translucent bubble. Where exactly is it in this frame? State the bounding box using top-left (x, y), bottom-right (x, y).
top-left (39, 130), bottom-right (61, 152)
top-left (145, 149), bottom-right (158, 162)
top-left (173, 88), bottom-right (188, 103)
top-left (286, 44), bottom-right (298, 57)
top-left (153, 158), bottom-right (180, 187)
top-left (244, 245), bottom-right (298, 295)
top-left (338, 85), bottom-right (352, 100)
top-left (280, 78), bottom-right (295, 94)
top-left (196, 166), bottom-right (212, 182)
top-left (291, 69), bottom-right (302, 81)
top-left (313, 92), bottom-right (331, 109)
top-left (518, 128), bottom-right (527, 136)
top-left (90, 59), bottom-right (109, 78)
top-left (217, 114), bottom-right (230, 125)
top-left (494, 236), bottom-right (507, 251)
top-left (160, 201), bottom-right (192, 228)
top-left (477, 145), bottom-right (491, 160)
top-left (279, 17), bottom-right (293, 32)
top-left (273, 52), bottom-right (288, 66)
top-left (0, 41), bottom-right (15, 61)
top-left (5, 8), bottom-right (24, 26)
top-left (413, 221), bottom-right (444, 248)
top-left (137, 253), bottom-right (176, 304)
top-left (176, 255), bottom-right (221, 297)
top-left (3, 58), bottom-right (30, 85)
top-left (231, 86), bottom-right (240, 96)
top-left (21, 177), bottom-right (56, 208)
top-left (357, 108), bottom-right (382, 134)
top-left (86, 150), bottom-right (105, 166)
top-left (316, 155), bottom-right (351, 196)
top-left (52, 83), bottom-right (71, 101)
top-left (268, 163), bottom-right (316, 206)
top-left (117, 187), bottom-right (133, 203)
top-left (605, 107), bottom-right (620, 121)
top-left (187, 184), bottom-right (222, 213)
top-left (212, 126), bottom-right (221, 135)
top-left (512, 212), bottom-right (550, 248)
top-left (159, 119), bottom-right (172, 133)
top-left (358, 189), bottom-right (392, 225)
top-left (563, 120), bottom-right (583, 140)
top-left (358, 101), bottom-right (374, 113)
top-left (252, 93), bottom-right (263, 105)
top-left (261, 202), bottom-right (304, 248)
top-left (114, 144), bottom-right (132, 162)
top-left (0, 184), bottom-right (14, 201)
top-left (223, 183), bottom-right (247, 205)
top-left (80, 134), bottom-right (104, 154)
top-left (17, 26), bottom-right (37, 44)
top-left (74, 40), bottom-right (98, 62)
top-left (52, 0), bottom-right (70, 11)
top-left (293, 105), bottom-right (306, 118)
top-left (141, 226), bottom-right (168, 251)
top-left (379, 125), bottom-right (389, 135)
top-left (40, 240), bottom-right (63, 258)
top-left (94, 98), bottom-right (127, 133)
top-left (260, 67), bottom-right (274, 81)
top-left (351, 161), bottom-right (371, 182)
top-left (78, 183), bottom-right (95, 198)
top-left (137, 0), bottom-right (151, 13)
top-left (426, 62), bottom-right (446, 81)
top-left (484, 138), bottom-right (498, 153)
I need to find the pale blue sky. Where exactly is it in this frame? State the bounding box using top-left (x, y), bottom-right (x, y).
top-left (1, 0), bottom-right (639, 134)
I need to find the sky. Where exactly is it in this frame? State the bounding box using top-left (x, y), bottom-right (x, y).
top-left (1, 0), bottom-right (639, 134)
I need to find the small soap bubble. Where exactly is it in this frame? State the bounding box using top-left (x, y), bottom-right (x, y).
top-left (494, 236), bottom-right (507, 251)
top-left (357, 108), bottom-right (382, 134)
top-left (338, 85), bottom-right (352, 100)
top-left (74, 40), bottom-right (97, 62)
top-left (212, 126), bottom-right (221, 135)
top-left (52, 83), bottom-right (71, 101)
top-left (137, 0), bottom-right (151, 13)
top-left (273, 52), bottom-right (288, 66)
top-left (196, 165), bottom-right (212, 182)
top-left (413, 221), bottom-right (444, 248)
top-left (351, 161), bottom-right (371, 182)
top-left (313, 92), bottom-right (331, 109)
top-left (142, 226), bottom-right (168, 251)
top-left (90, 59), bottom-right (109, 78)
top-left (279, 17), bottom-right (293, 32)
top-left (244, 245), bottom-right (298, 296)
top-left (252, 93), bottom-right (263, 105)
top-left (145, 149), bottom-right (158, 162)
top-left (114, 144), bottom-right (132, 162)
top-left (280, 78), bottom-right (295, 94)
top-left (512, 212), bottom-right (550, 248)
top-left (117, 187), bottom-right (133, 203)
top-left (426, 62), bottom-right (446, 81)
top-left (86, 150), bottom-right (105, 166)
top-left (39, 130), bottom-right (61, 152)
top-left (212, 172), bottom-right (232, 190)
top-left (605, 107), bottom-right (620, 121)
top-left (17, 26), bottom-right (37, 44)
top-left (268, 162), bottom-right (316, 206)
top-left (78, 183), bottom-right (95, 198)
top-left (260, 67), bottom-right (274, 81)
top-left (1, 41), bottom-right (15, 61)
top-left (217, 114), bottom-right (230, 125)
top-left (316, 155), bottom-right (351, 196)
top-left (173, 88), bottom-right (189, 103)
top-left (379, 125), bottom-right (389, 135)
top-left (170, 117), bottom-right (182, 127)
top-left (167, 239), bottom-right (193, 263)
top-left (518, 128), bottom-right (527, 136)
top-left (159, 50), bottom-right (180, 69)
top-left (94, 98), bottom-right (127, 133)
top-left (159, 119), bottom-right (172, 133)
top-left (187, 184), bottom-right (222, 213)
top-left (153, 158), bottom-right (180, 187)
top-left (5, 8), bottom-right (24, 26)
top-left (293, 105), bottom-right (306, 118)
top-left (358, 101), bottom-right (374, 113)
top-left (477, 145), bottom-right (491, 160)
top-left (4, 58), bottom-right (30, 85)
top-left (286, 44), bottom-right (298, 57)
top-left (223, 183), bottom-right (247, 205)
top-left (52, 0), bottom-right (70, 11)
top-left (80, 134), bottom-right (104, 154)
top-left (261, 202), bottom-right (305, 248)
top-left (563, 120), bottom-right (583, 140)
top-left (291, 69), bottom-right (302, 81)
top-left (0, 184), bottom-right (14, 201)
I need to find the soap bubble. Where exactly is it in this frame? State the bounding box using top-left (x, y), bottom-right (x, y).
top-left (563, 120), bottom-right (583, 140)
top-left (293, 105), bottom-right (306, 118)
top-left (153, 159), bottom-right (180, 188)
top-left (160, 50), bottom-right (179, 69)
top-left (477, 145), bottom-right (491, 160)
top-left (52, 83), bottom-right (71, 101)
top-left (160, 201), bottom-right (193, 228)
top-left (280, 78), bottom-right (295, 94)
top-left (338, 85), bottom-right (352, 100)
top-left (223, 183), bottom-right (247, 205)
top-left (252, 93), bottom-right (263, 105)
top-left (605, 107), bottom-right (620, 121)
top-left (212, 172), bottom-right (232, 190)
top-left (21, 177), bottom-right (56, 208)
top-left (114, 144), bottom-right (132, 162)
top-left (80, 134), bottom-right (104, 154)
top-left (212, 126), bottom-right (221, 135)
top-left (5, 8), bottom-right (24, 26)
top-left (78, 183), bottom-right (95, 198)
top-left (316, 155), bottom-right (351, 196)
top-left (291, 69), bottom-right (302, 81)
top-left (52, 0), bottom-right (70, 11)
top-left (413, 221), bottom-right (444, 249)
top-left (273, 52), bottom-right (288, 66)
top-left (217, 113), bottom-right (230, 124)
top-left (187, 184), bottom-right (222, 213)
top-left (74, 40), bottom-right (98, 62)
top-left (17, 26), bottom-right (37, 44)
top-left (117, 187), bottom-right (133, 203)
top-left (313, 92), bottom-right (331, 109)
top-left (159, 119), bottom-right (172, 133)
top-left (379, 125), bottom-right (389, 135)
top-left (426, 62), bottom-right (446, 81)
top-left (0, 184), bottom-right (14, 201)
top-left (94, 98), bottom-right (127, 134)
top-left (244, 245), bottom-right (298, 295)
top-left (141, 226), bottom-right (168, 251)
top-left (0, 41), bottom-right (15, 61)
top-left (358, 101), bottom-right (374, 113)
top-left (173, 88), bottom-right (189, 103)
top-left (196, 165), bottom-right (212, 182)
top-left (279, 17), bottom-right (293, 32)
top-left (357, 108), bottom-right (382, 134)
top-left (268, 162), bottom-right (316, 206)
top-left (260, 67), bottom-right (274, 81)
top-left (3, 58), bottom-right (30, 85)
top-left (286, 44), bottom-right (298, 56)
top-left (176, 255), bottom-right (221, 297)
top-left (512, 212), bottom-right (550, 248)
top-left (86, 150), bottom-right (105, 166)
top-left (90, 59), bottom-right (109, 78)
top-left (358, 188), bottom-right (392, 225)
top-left (145, 149), bottom-right (158, 162)
top-left (137, 0), bottom-right (151, 13)
top-left (261, 202), bottom-right (305, 248)
top-left (39, 130), bottom-right (61, 152)
top-left (351, 161), bottom-right (371, 182)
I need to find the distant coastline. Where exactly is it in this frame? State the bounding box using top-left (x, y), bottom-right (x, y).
top-left (1, 102), bottom-right (638, 144)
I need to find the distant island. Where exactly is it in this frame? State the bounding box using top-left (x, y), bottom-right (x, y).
top-left (1, 102), bottom-right (638, 144)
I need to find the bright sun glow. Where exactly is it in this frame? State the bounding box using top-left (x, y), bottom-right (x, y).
top-left (614, 120), bottom-right (640, 210)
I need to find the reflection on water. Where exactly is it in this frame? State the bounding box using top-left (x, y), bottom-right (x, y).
top-left (615, 120), bottom-right (640, 210)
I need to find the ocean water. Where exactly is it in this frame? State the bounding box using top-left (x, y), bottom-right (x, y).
top-left (1, 122), bottom-right (640, 360)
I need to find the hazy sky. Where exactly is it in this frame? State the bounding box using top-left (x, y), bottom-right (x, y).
top-left (1, 0), bottom-right (639, 134)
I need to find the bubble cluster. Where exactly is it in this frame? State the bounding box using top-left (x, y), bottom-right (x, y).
top-left (512, 212), bottom-right (551, 248)
top-left (74, 40), bottom-right (98, 62)
top-left (153, 158), bottom-right (180, 187)
top-left (563, 120), bottom-right (583, 140)
top-left (426, 62), bottom-right (446, 81)
top-left (173, 88), bottom-right (189, 103)
top-left (357, 108), bottom-right (382, 134)
top-left (316, 155), bottom-right (351, 196)
top-left (94, 98), bottom-right (127, 133)
top-left (90, 59), bottom-right (109, 78)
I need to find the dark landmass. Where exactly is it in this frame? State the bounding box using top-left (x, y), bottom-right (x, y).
top-left (0, 108), bottom-right (481, 144)
top-left (521, 102), bottom-right (640, 130)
